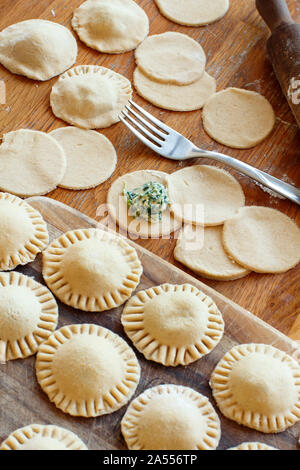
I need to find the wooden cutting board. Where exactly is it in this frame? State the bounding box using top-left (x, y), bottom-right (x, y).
top-left (0, 0), bottom-right (299, 336)
top-left (0, 196), bottom-right (299, 450)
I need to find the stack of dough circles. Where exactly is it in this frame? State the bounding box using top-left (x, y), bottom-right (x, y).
top-left (49, 127), bottom-right (117, 190)
top-left (42, 228), bottom-right (143, 312)
top-left (50, 65), bottom-right (132, 129)
top-left (210, 343), bottom-right (300, 433)
top-left (0, 192), bottom-right (49, 271)
top-left (0, 129), bottom-right (67, 197)
top-left (228, 442), bottom-right (278, 451)
top-left (0, 19), bottom-right (77, 81)
top-left (174, 225), bottom-right (250, 281)
top-left (36, 324), bottom-right (141, 417)
top-left (122, 283), bottom-right (224, 367)
top-left (107, 170), bottom-right (182, 238)
top-left (166, 165), bottom-right (245, 226)
top-left (72, 0), bottom-right (149, 53)
top-left (121, 384), bottom-right (221, 450)
top-left (223, 206), bottom-right (300, 273)
top-left (202, 88), bottom-right (276, 149)
top-left (0, 272), bottom-right (58, 361)
top-left (134, 31), bottom-right (216, 111)
top-left (0, 424), bottom-right (88, 450)
top-left (154, 0), bottom-right (230, 26)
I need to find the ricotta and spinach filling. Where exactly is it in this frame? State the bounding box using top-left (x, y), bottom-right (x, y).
top-left (124, 181), bottom-right (170, 222)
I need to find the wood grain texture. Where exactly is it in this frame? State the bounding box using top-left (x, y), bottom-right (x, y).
top-left (1, 196), bottom-right (299, 450)
top-left (0, 0), bottom-right (299, 337)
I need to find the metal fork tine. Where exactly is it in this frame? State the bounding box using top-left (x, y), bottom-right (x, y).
top-left (129, 100), bottom-right (171, 134)
top-left (122, 111), bottom-right (163, 146)
top-left (119, 114), bottom-right (161, 152)
top-left (125, 104), bottom-right (167, 140)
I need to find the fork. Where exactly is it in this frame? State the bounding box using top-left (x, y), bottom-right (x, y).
top-left (119, 100), bottom-right (300, 206)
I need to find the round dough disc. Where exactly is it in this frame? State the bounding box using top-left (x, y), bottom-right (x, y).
top-left (174, 225), bottom-right (250, 281)
top-left (166, 165), bottom-right (245, 226)
top-left (49, 127), bottom-right (117, 190)
top-left (135, 32), bottom-right (206, 85)
top-left (72, 0), bottom-right (149, 53)
top-left (133, 68), bottom-right (216, 111)
top-left (154, 0), bottom-right (229, 26)
top-left (0, 129), bottom-right (66, 197)
top-left (223, 206), bottom-right (300, 273)
top-left (107, 170), bottom-right (182, 238)
top-left (202, 88), bottom-right (275, 149)
top-left (0, 19), bottom-right (77, 81)
top-left (50, 65), bottom-right (132, 129)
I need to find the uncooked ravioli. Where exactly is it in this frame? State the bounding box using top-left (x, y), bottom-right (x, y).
top-left (135, 32), bottom-right (206, 85)
top-left (50, 127), bottom-right (117, 190)
top-left (72, 0), bottom-right (149, 53)
top-left (0, 129), bottom-right (66, 197)
top-left (166, 165), bottom-right (245, 226)
top-left (133, 68), bottom-right (216, 111)
top-left (202, 88), bottom-right (275, 148)
top-left (223, 206), bottom-right (300, 273)
top-left (50, 65), bottom-right (132, 129)
top-left (0, 19), bottom-right (77, 81)
top-left (154, 0), bottom-right (229, 26)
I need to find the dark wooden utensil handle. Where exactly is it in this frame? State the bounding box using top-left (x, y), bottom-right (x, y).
top-left (256, 0), bottom-right (294, 31)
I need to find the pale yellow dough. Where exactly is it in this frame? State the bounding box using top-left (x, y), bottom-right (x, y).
top-left (42, 228), bottom-right (142, 312)
top-left (36, 324), bottom-right (141, 417)
top-left (1, 424), bottom-right (88, 450)
top-left (210, 343), bottom-right (300, 433)
top-left (121, 384), bottom-right (221, 450)
top-left (167, 165), bottom-right (245, 226)
top-left (72, 0), bottom-right (149, 53)
top-left (135, 32), bottom-right (206, 85)
top-left (133, 68), bottom-right (216, 111)
top-left (0, 272), bottom-right (58, 361)
top-left (50, 65), bottom-right (132, 129)
top-left (50, 127), bottom-right (117, 190)
top-left (174, 225), bottom-right (250, 281)
top-left (0, 129), bottom-right (66, 197)
top-left (228, 442), bottom-right (278, 451)
top-left (0, 19), bottom-right (77, 81)
top-left (202, 88), bottom-right (275, 148)
top-left (0, 192), bottom-right (49, 271)
top-left (107, 170), bottom-right (182, 238)
top-left (122, 283), bottom-right (224, 367)
top-left (223, 206), bottom-right (300, 273)
top-left (154, 0), bottom-right (229, 26)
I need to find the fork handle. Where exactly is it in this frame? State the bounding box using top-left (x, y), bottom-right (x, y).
top-left (191, 148), bottom-right (300, 205)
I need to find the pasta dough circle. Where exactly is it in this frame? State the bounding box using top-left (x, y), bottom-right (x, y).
top-left (133, 68), bottom-right (216, 111)
top-left (0, 130), bottom-right (66, 197)
top-left (202, 88), bottom-right (275, 148)
top-left (0, 19), bottom-right (77, 81)
top-left (121, 384), bottom-right (221, 450)
top-left (174, 225), bottom-right (250, 281)
top-left (223, 206), bottom-right (300, 273)
top-left (0, 272), bottom-right (58, 361)
top-left (0, 424), bottom-right (87, 450)
top-left (122, 283), bottom-right (224, 366)
top-left (0, 192), bottom-right (49, 271)
top-left (154, 0), bottom-right (229, 26)
top-left (107, 170), bottom-right (182, 238)
top-left (210, 343), bottom-right (300, 433)
top-left (36, 324), bottom-right (141, 417)
top-left (72, 0), bottom-right (149, 53)
top-left (135, 32), bottom-right (206, 85)
top-left (42, 228), bottom-right (142, 312)
top-left (167, 165), bottom-right (245, 226)
top-left (50, 65), bottom-right (132, 129)
top-left (50, 127), bottom-right (117, 190)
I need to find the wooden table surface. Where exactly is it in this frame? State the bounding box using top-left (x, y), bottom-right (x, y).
top-left (0, 0), bottom-right (299, 337)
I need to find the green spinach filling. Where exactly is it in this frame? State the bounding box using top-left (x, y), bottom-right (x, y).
top-left (124, 181), bottom-right (170, 222)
